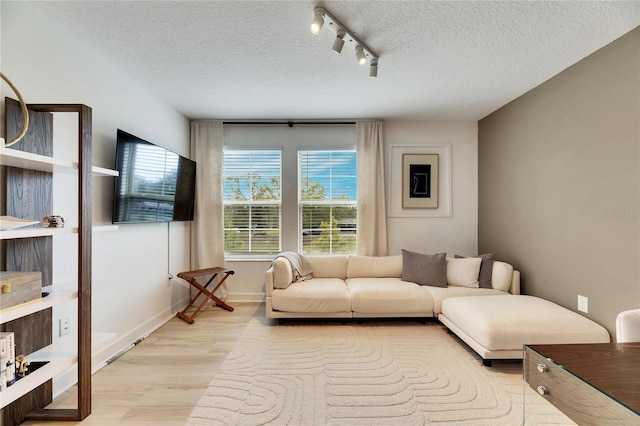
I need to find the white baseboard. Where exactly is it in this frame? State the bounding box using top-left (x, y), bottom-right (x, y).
top-left (89, 296), bottom-right (189, 373)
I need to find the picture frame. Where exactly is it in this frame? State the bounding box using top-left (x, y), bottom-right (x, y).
top-left (402, 154), bottom-right (439, 208)
top-left (387, 145), bottom-right (451, 218)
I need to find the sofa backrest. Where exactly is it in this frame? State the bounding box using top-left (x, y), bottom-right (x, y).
top-left (266, 253), bottom-right (520, 295)
top-left (307, 255), bottom-right (348, 279)
top-left (346, 255), bottom-right (403, 278)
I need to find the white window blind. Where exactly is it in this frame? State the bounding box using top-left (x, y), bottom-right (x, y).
top-left (299, 150), bottom-right (357, 254)
top-left (223, 150), bottom-right (281, 255)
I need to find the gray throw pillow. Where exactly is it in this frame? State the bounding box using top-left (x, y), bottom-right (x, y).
top-left (402, 249), bottom-right (447, 287)
top-left (455, 253), bottom-right (494, 288)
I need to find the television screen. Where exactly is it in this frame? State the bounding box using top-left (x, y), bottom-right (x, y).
top-left (112, 129), bottom-right (196, 224)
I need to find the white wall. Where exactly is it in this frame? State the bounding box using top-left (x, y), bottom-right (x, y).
top-left (1, 2), bottom-right (191, 375)
top-left (384, 122), bottom-right (478, 257)
top-left (225, 121), bottom-right (479, 300)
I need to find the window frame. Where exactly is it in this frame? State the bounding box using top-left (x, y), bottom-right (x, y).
top-left (298, 149), bottom-right (357, 255)
top-left (222, 149), bottom-right (283, 258)
top-left (223, 124), bottom-right (356, 260)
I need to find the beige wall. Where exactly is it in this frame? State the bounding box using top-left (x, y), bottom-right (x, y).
top-left (478, 27), bottom-right (640, 337)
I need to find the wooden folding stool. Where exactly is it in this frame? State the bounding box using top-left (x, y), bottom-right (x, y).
top-left (176, 267), bottom-right (234, 324)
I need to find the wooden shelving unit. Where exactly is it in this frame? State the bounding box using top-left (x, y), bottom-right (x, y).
top-left (0, 102), bottom-right (115, 424)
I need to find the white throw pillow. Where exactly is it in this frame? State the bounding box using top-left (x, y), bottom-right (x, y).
top-left (491, 261), bottom-right (514, 292)
top-left (272, 257), bottom-right (293, 289)
top-left (346, 255), bottom-right (403, 278)
top-left (446, 257), bottom-right (482, 288)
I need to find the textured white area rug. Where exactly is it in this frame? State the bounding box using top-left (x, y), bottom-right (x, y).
top-left (186, 319), bottom-right (573, 425)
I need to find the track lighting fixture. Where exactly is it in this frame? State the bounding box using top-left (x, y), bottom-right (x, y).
top-left (332, 29), bottom-right (346, 54)
top-left (369, 58), bottom-right (378, 78)
top-left (309, 7), bottom-right (324, 34)
top-left (309, 5), bottom-right (379, 78)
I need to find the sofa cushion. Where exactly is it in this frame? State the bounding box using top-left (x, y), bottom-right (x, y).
top-left (272, 257), bottom-right (294, 289)
top-left (446, 257), bottom-right (482, 288)
top-left (346, 255), bottom-right (403, 278)
top-left (441, 295), bottom-right (611, 350)
top-left (456, 253), bottom-right (494, 288)
top-left (345, 278), bottom-right (434, 314)
top-left (491, 261), bottom-right (514, 292)
top-left (307, 255), bottom-right (348, 279)
top-left (271, 278), bottom-right (351, 313)
top-left (423, 286), bottom-right (507, 314)
top-left (401, 250), bottom-right (447, 287)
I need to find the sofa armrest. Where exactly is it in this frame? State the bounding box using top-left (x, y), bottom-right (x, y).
top-left (265, 266), bottom-right (275, 297)
top-left (510, 270), bottom-right (521, 295)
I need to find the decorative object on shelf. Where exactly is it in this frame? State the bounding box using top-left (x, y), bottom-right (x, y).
top-left (40, 215), bottom-right (65, 228)
top-left (0, 271), bottom-right (42, 309)
top-left (0, 332), bottom-right (16, 388)
top-left (402, 153), bottom-right (439, 209)
top-left (308, 6), bottom-right (379, 78)
top-left (0, 216), bottom-right (40, 231)
top-left (0, 72), bottom-right (29, 147)
top-left (15, 354), bottom-right (30, 378)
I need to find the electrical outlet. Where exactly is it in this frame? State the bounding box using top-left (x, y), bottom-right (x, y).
top-left (578, 295), bottom-right (588, 313)
top-left (60, 315), bottom-right (72, 336)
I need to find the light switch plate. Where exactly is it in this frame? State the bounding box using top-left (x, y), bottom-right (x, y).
top-left (578, 295), bottom-right (588, 313)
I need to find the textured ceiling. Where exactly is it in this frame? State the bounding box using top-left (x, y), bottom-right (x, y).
top-left (30, 1), bottom-right (640, 121)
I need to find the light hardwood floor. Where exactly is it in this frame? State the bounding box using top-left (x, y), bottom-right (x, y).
top-left (24, 302), bottom-right (266, 425)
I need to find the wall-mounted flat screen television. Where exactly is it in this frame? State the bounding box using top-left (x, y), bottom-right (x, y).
top-left (112, 129), bottom-right (196, 224)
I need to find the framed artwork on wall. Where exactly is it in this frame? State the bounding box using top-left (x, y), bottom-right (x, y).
top-left (388, 145), bottom-right (452, 218)
top-left (402, 154), bottom-right (438, 208)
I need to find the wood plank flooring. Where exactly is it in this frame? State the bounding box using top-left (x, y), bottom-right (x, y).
top-left (23, 302), bottom-right (265, 425)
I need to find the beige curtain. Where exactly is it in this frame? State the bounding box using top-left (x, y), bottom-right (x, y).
top-left (356, 121), bottom-right (388, 256)
top-left (190, 120), bottom-right (227, 298)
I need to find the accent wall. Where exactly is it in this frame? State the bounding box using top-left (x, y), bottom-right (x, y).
top-left (478, 27), bottom-right (640, 337)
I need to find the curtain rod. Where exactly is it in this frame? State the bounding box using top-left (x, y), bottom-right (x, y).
top-left (223, 121), bottom-right (355, 127)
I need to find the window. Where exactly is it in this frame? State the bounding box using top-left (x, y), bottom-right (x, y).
top-left (223, 124), bottom-right (357, 257)
top-left (223, 150), bottom-right (281, 255)
top-left (299, 151), bottom-right (357, 254)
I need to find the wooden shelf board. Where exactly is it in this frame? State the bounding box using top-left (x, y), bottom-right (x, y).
top-left (0, 227), bottom-right (78, 240)
top-left (0, 288), bottom-right (77, 324)
top-left (1, 144), bottom-right (117, 177)
top-left (92, 165), bottom-right (119, 177)
top-left (0, 357), bottom-right (76, 409)
top-left (0, 146), bottom-right (76, 174)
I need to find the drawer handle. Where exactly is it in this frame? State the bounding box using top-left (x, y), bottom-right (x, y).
top-left (537, 385), bottom-right (548, 396)
top-left (537, 363), bottom-right (547, 373)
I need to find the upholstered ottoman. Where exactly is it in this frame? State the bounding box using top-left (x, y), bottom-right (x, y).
top-left (438, 295), bottom-right (611, 365)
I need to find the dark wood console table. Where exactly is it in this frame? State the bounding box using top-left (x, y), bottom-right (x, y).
top-left (524, 343), bottom-right (640, 424)
top-left (176, 267), bottom-right (234, 324)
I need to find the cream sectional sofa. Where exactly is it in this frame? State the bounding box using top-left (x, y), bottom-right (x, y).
top-left (265, 253), bottom-right (520, 319)
top-left (265, 253), bottom-right (611, 366)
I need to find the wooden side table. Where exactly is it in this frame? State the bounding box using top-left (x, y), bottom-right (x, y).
top-left (524, 343), bottom-right (640, 424)
top-left (176, 267), bottom-right (234, 324)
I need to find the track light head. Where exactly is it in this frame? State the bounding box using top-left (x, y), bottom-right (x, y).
top-left (369, 58), bottom-right (378, 78)
top-left (355, 45), bottom-right (367, 66)
top-left (310, 7), bottom-right (324, 34)
top-left (332, 29), bottom-right (346, 54)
